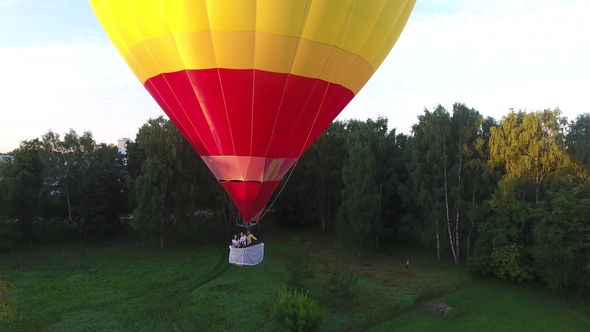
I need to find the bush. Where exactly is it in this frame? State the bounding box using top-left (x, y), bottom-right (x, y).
top-left (271, 286), bottom-right (325, 332)
top-left (320, 263), bottom-right (358, 299)
top-left (0, 280), bottom-right (16, 320)
top-left (286, 253), bottom-right (316, 291)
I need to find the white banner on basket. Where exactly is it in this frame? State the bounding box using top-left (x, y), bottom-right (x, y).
top-left (229, 243), bottom-right (264, 266)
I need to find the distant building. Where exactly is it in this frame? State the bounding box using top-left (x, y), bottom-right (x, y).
top-left (117, 138), bottom-right (131, 154)
top-left (0, 154), bottom-right (13, 162)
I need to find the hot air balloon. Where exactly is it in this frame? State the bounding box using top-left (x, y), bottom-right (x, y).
top-left (90, 0), bottom-right (416, 223)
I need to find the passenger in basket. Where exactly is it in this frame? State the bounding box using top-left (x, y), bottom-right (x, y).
top-left (231, 234), bottom-right (240, 248)
top-left (239, 232), bottom-right (248, 247)
top-left (247, 230), bottom-right (258, 245)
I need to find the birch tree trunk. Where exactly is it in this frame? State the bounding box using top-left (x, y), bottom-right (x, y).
top-left (467, 183), bottom-right (476, 259)
top-left (443, 141), bottom-right (458, 264)
top-left (436, 216), bottom-right (441, 262)
top-left (160, 218), bottom-right (164, 249)
top-left (455, 158), bottom-right (462, 263)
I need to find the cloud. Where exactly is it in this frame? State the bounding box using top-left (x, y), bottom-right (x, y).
top-left (1, 1), bottom-right (589, 152)
top-left (0, 41), bottom-right (164, 152)
top-left (0, 0), bottom-right (21, 7)
top-left (341, 0), bottom-right (590, 133)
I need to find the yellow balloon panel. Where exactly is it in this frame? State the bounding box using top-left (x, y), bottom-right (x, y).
top-left (354, 0), bottom-right (388, 22)
top-left (172, 32), bottom-right (217, 70)
top-left (337, 11), bottom-right (378, 55)
top-left (317, 46), bottom-right (359, 85)
top-left (160, 1), bottom-right (211, 33)
top-left (206, 0), bottom-right (256, 32)
top-left (341, 57), bottom-right (374, 93)
top-left (211, 31), bottom-right (256, 69)
top-left (90, 0), bottom-right (416, 92)
top-left (123, 32), bottom-right (373, 93)
top-left (256, 0), bottom-right (310, 37)
top-left (371, 1), bottom-right (415, 69)
top-left (360, 26), bottom-right (388, 64)
top-left (377, 0), bottom-right (411, 35)
top-left (124, 0), bottom-right (171, 41)
top-left (254, 34), bottom-right (299, 74)
top-left (301, 0), bottom-right (351, 47)
top-left (99, 1), bottom-right (143, 48)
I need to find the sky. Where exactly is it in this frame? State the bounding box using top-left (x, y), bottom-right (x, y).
top-left (1, 0), bottom-right (589, 153)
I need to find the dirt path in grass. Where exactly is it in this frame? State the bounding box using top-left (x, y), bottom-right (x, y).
top-left (160, 243), bottom-right (230, 331)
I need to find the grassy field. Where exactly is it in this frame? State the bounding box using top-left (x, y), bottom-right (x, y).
top-left (370, 278), bottom-right (590, 332)
top-left (1, 228), bottom-right (589, 331)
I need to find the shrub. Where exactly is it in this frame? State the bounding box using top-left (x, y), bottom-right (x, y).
top-left (320, 263), bottom-right (359, 299)
top-left (286, 253), bottom-right (316, 291)
top-left (271, 286), bottom-right (325, 332)
top-left (0, 280), bottom-right (16, 320)
top-left (491, 243), bottom-right (532, 281)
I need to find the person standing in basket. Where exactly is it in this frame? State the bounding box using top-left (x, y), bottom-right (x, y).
top-left (239, 232), bottom-right (248, 247)
top-left (247, 230), bottom-right (258, 245)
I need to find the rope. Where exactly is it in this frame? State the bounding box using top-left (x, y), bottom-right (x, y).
top-left (256, 157), bottom-right (299, 221)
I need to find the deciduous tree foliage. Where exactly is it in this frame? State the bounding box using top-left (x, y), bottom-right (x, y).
top-left (472, 109), bottom-right (590, 293)
top-left (2, 104), bottom-right (590, 296)
top-left (41, 130), bottom-right (128, 240)
top-left (1, 131), bottom-right (131, 244)
top-left (0, 160), bottom-right (14, 224)
top-left (406, 106), bottom-right (451, 261)
top-left (489, 109), bottom-right (576, 205)
top-left (338, 135), bottom-right (380, 256)
top-left (468, 202), bottom-right (534, 281)
top-left (532, 184), bottom-right (590, 291)
top-left (337, 118), bottom-right (398, 254)
top-left (307, 121), bottom-right (349, 232)
top-left (132, 117), bottom-right (215, 248)
top-left (566, 113), bottom-right (590, 179)
top-left (405, 104), bottom-right (486, 263)
top-left (8, 139), bottom-right (44, 244)
top-left (274, 121), bottom-right (348, 230)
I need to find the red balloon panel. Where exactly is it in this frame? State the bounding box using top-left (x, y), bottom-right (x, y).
top-left (221, 180), bottom-right (281, 222)
top-left (144, 69), bottom-right (354, 159)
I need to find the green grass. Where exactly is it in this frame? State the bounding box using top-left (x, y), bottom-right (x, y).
top-left (370, 277), bottom-right (590, 332)
top-left (0, 242), bottom-right (232, 331)
top-left (1, 229), bottom-right (589, 331)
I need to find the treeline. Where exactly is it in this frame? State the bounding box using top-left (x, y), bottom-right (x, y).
top-left (277, 104), bottom-right (590, 294)
top-left (0, 118), bottom-right (227, 248)
top-left (1, 104), bottom-right (589, 294)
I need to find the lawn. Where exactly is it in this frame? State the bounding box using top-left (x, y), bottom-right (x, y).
top-left (370, 277), bottom-right (590, 332)
top-left (1, 228), bottom-right (589, 331)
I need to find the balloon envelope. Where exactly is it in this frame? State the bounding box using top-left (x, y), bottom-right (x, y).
top-left (90, 0), bottom-right (416, 222)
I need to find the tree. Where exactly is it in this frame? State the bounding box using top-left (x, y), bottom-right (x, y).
top-left (273, 121), bottom-right (348, 230)
top-left (489, 109), bottom-right (576, 205)
top-left (465, 116), bottom-right (497, 258)
top-left (566, 113), bottom-right (590, 180)
top-left (133, 117), bottom-right (213, 248)
top-left (385, 132), bottom-right (413, 242)
top-left (472, 109), bottom-right (586, 284)
top-left (0, 158), bottom-right (14, 244)
top-left (405, 104), bottom-right (487, 263)
top-left (447, 103), bottom-right (486, 262)
top-left (9, 139), bottom-right (45, 244)
top-left (532, 184), bottom-right (590, 292)
top-left (337, 117), bottom-right (398, 254)
top-left (406, 106), bottom-right (452, 261)
top-left (469, 202), bottom-right (534, 281)
top-left (337, 138), bottom-right (379, 257)
top-left (39, 130), bottom-right (128, 240)
top-left (308, 121), bottom-right (348, 232)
